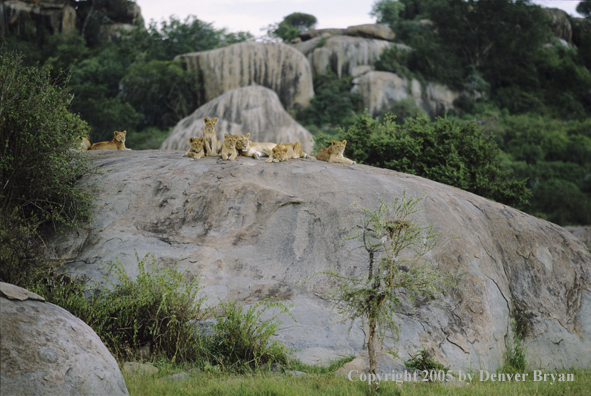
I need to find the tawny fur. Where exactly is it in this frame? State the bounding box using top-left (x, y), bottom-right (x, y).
top-left (316, 140), bottom-right (356, 164)
top-left (79, 137), bottom-right (91, 150)
top-left (183, 137), bottom-right (206, 159)
top-left (202, 117), bottom-right (221, 156)
top-left (90, 131), bottom-right (131, 150)
top-left (266, 142), bottom-right (308, 163)
top-left (220, 134), bottom-right (239, 160)
top-left (235, 133), bottom-right (276, 160)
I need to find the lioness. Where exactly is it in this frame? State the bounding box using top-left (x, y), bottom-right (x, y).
top-left (266, 142), bottom-right (308, 163)
top-left (90, 131), bottom-right (131, 150)
top-left (203, 117), bottom-right (221, 156)
top-left (235, 133), bottom-right (276, 159)
top-left (316, 140), bottom-right (356, 164)
top-left (220, 134), bottom-right (239, 160)
top-left (79, 137), bottom-right (91, 150)
top-left (183, 137), bottom-right (206, 159)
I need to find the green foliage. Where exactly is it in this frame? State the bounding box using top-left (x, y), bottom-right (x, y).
top-left (268, 12), bottom-right (317, 43)
top-left (339, 113), bottom-right (531, 207)
top-left (370, 0), bottom-right (406, 28)
top-left (577, 0), bottom-right (591, 19)
top-left (377, 98), bottom-right (428, 125)
top-left (121, 59), bottom-right (201, 130)
top-left (501, 314), bottom-right (528, 374)
top-left (204, 299), bottom-right (295, 372)
top-left (405, 349), bottom-right (449, 372)
top-left (309, 193), bottom-right (455, 381)
top-left (0, 48), bottom-right (93, 227)
top-left (296, 69), bottom-right (361, 129)
top-left (32, 253), bottom-right (208, 362)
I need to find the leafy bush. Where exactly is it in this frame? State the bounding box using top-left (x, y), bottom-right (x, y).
top-left (205, 299), bottom-right (294, 372)
top-left (32, 253), bottom-right (208, 362)
top-left (338, 113), bottom-right (531, 207)
top-left (296, 69), bottom-right (361, 129)
top-left (405, 349), bottom-right (449, 372)
top-left (267, 12), bottom-right (317, 43)
top-left (0, 48), bottom-right (93, 229)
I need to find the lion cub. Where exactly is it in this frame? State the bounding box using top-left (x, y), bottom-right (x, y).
top-left (221, 134), bottom-right (239, 160)
top-left (203, 117), bottom-right (221, 156)
top-left (90, 131), bottom-right (131, 150)
top-left (78, 137), bottom-right (91, 150)
top-left (183, 137), bottom-right (206, 159)
top-left (235, 133), bottom-right (276, 159)
top-left (266, 142), bottom-right (308, 163)
top-left (316, 140), bottom-right (356, 164)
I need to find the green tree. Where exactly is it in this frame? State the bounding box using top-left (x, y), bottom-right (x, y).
top-left (340, 113), bottom-right (531, 207)
top-left (268, 12), bottom-right (317, 43)
top-left (577, 0), bottom-right (591, 19)
top-left (121, 59), bottom-right (201, 130)
top-left (0, 49), bottom-right (93, 284)
top-left (309, 193), bottom-right (454, 392)
top-left (370, 0), bottom-right (406, 27)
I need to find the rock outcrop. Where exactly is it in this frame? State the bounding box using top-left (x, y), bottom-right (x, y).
top-left (0, 0), bottom-right (143, 38)
top-left (298, 24), bottom-right (395, 42)
top-left (352, 71), bottom-right (460, 118)
top-left (292, 35), bottom-right (408, 78)
top-left (0, 0), bottom-right (76, 35)
top-left (176, 42), bottom-right (314, 111)
top-left (545, 8), bottom-right (572, 45)
top-left (160, 86), bottom-right (314, 153)
top-left (46, 151), bottom-right (591, 371)
top-left (0, 282), bottom-right (128, 396)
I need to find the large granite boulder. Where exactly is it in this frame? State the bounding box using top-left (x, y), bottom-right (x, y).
top-left (176, 42), bottom-right (314, 111)
top-left (0, 0), bottom-right (76, 35)
top-left (160, 85), bottom-right (314, 153)
top-left (292, 35), bottom-right (406, 78)
top-left (0, 282), bottom-right (128, 396)
top-left (545, 8), bottom-right (572, 44)
top-left (352, 71), bottom-right (460, 118)
top-left (46, 151), bottom-right (591, 371)
top-left (346, 24), bottom-right (395, 41)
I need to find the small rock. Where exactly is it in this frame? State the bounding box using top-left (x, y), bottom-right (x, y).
top-left (285, 370), bottom-right (309, 377)
top-left (123, 362), bottom-right (159, 375)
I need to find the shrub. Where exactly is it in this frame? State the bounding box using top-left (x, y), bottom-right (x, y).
top-left (31, 253), bottom-right (208, 362)
top-left (405, 349), bottom-right (449, 372)
top-left (204, 299), bottom-right (294, 372)
top-left (339, 113), bottom-right (531, 207)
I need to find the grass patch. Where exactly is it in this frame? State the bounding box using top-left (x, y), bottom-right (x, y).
top-left (123, 368), bottom-right (591, 396)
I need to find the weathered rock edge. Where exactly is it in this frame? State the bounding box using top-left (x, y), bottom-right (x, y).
top-left (176, 41), bottom-right (314, 110)
top-left (47, 151), bottom-right (591, 370)
top-left (0, 282), bottom-right (128, 396)
top-left (160, 86), bottom-right (314, 153)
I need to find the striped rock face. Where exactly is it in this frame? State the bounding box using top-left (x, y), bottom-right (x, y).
top-left (47, 151), bottom-right (591, 370)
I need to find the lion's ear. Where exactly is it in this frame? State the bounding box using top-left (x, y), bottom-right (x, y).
top-left (282, 147), bottom-right (288, 153)
top-left (190, 137), bottom-right (195, 142)
top-left (122, 130), bottom-right (126, 134)
top-left (245, 133), bottom-right (250, 138)
top-left (204, 117), bottom-right (210, 122)
top-left (213, 117), bottom-right (218, 122)
top-left (224, 133), bottom-right (230, 138)
top-left (342, 140), bottom-right (347, 144)
top-left (332, 140), bottom-right (337, 145)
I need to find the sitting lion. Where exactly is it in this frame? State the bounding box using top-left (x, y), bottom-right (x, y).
top-left (266, 142), bottom-right (308, 163)
top-left (203, 117), bottom-right (221, 156)
top-left (316, 140), bottom-right (355, 164)
top-left (90, 131), bottom-right (131, 151)
top-left (220, 134), bottom-right (239, 160)
top-left (235, 133), bottom-right (276, 159)
top-left (183, 137), bottom-right (206, 159)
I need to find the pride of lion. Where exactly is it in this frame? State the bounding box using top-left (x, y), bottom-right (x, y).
top-left (77, 117), bottom-right (356, 167)
top-left (183, 118), bottom-right (355, 166)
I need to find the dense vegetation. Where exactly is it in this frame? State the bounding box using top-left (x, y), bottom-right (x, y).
top-left (0, 48), bottom-right (93, 285)
top-left (303, 0), bottom-right (591, 225)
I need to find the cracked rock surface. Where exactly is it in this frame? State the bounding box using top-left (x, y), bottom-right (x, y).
top-left (0, 282), bottom-right (128, 396)
top-left (47, 150), bottom-right (591, 369)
